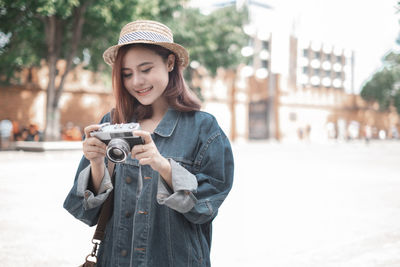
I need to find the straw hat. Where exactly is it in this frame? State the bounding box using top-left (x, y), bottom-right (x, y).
top-left (103, 20), bottom-right (189, 68)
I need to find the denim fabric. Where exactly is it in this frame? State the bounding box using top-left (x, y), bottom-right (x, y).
top-left (63, 108), bottom-right (234, 267)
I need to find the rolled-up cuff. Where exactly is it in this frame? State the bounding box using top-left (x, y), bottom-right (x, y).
top-left (76, 164), bottom-right (113, 210)
top-left (157, 159), bottom-right (198, 213)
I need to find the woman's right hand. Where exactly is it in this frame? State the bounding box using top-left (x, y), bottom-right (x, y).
top-left (83, 124), bottom-right (107, 165)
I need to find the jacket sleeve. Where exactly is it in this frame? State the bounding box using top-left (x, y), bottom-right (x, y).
top-left (184, 129), bottom-right (234, 224)
top-left (63, 112), bottom-right (113, 226)
top-left (157, 120), bottom-right (234, 225)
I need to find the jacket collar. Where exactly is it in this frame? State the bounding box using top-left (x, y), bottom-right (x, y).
top-left (153, 108), bottom-right (180, 137)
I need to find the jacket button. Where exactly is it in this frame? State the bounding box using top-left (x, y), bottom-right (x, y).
top-left (121, 249), bottom-right (128, 257)
top-left (125, 176), bottom-right (132, 184)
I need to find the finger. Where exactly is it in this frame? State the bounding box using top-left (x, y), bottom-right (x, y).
top-left (84, 124), bottom-right (103, 139)
top-left (133, 130), bottom-right (153, 144)
top-left (131, 144), bottom-right (144, 156)
top-left (138, 157), bottom-right (152, 166)
top-left (86, 137), bottom-right (107, 148)
top-left (84, 152), bottom-right (106, 161)
top-left (132, 142), bottom-right (154, 152)
top-left (133, 150), bottom-right (153, 161)
top-left (84, 145), bottom-right (107, 155)
top-left (83, 137), bottom-right (107, 149)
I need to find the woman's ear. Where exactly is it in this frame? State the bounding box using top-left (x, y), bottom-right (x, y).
top-left (167, 54), bottom-right (175, 72)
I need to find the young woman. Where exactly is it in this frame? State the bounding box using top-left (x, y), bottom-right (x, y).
top-left (64, 20), bottom-right (234, 267)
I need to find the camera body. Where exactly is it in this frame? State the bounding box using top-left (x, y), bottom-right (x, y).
top-left (90, 122), bottom-right (143, 163)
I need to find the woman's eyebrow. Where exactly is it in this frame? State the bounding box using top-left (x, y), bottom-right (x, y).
top-left (122, 62), bottom-right (153, 71)
top-left (138, 62), bottom-right (153, 67)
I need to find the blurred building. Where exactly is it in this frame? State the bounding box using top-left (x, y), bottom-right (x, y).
top-left (195, 0), bottom-right (399, 142)
top-left (278, 36), bottom-right (356, 141)
top-left (289, 37), bottom-right (354, 93)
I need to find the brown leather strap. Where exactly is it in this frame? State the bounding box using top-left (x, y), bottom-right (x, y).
top-left (92, 108), bottom-right (116, 242)
top-left (92, 161), bottom-right (115, 241)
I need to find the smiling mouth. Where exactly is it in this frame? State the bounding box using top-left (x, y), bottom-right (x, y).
top-left (136, 87), bottom-right (152, 94)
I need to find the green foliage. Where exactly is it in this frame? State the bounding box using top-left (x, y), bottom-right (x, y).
top-left (394, 90), bottom-right (400, 114)
top-left (1, 0), bottom-right (248, 83)
top-left (360, 2), bottom-right (400, 114)
top-left (171, 5), bottom-right (248, 75)
top-left (360, 51), bottom-right (400, 113)
top-left (361, 67), bottom-right (394, 110)
top-left (0, 1), bottom-right (45, 82)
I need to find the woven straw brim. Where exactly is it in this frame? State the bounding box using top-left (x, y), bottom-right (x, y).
top-left (103, 41), bottom-right (189, 68)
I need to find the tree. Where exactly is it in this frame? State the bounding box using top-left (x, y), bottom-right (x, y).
top-left (360, 2), bottom-right (400, 114)
top-left (0, 0), bottom-right (247, 140)
top-left (172, 5), bottom-right (248, 75)
top-left (360, 52), bottom-right (400, 114)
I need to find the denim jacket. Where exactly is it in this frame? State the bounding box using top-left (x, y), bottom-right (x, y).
top-left (63, 108), bottom-right (234, 267)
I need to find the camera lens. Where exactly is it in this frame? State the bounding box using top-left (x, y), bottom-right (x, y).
top-left (106, 138), bottom-right (130, 163)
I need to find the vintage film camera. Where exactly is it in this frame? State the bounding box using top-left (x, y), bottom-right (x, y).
top-left (90, 122), bottom-right (143, 163)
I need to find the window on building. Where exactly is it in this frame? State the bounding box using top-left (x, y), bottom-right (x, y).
top-left (314, 68), bottom-right (320, 76)
top-left (335, 72), bottom-right (342, 78)
top-left (325, 70), bottom-right (331, 77)
top-left (248, 37), bottom-right (254, 47)
top-left (248, 57), bottom-right (253, 67)
top-left (314, 52), bottom-right (320, 59)
top-left (336, 55), bottom-right (342, 63)
top-left (262, 41), bottom-right (269, 50)
top-left (289, 112), bottom-right (297, 121)
top-left (261, 60), bottom-right (269, 69)
top-left (303, 66), bottom-right (309, 74)
top-left (303, 49), bottom-right (308, 57)
top-left (325, 54), bottom-right (331, 61)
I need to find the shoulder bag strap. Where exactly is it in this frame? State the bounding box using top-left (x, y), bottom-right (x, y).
top-left (82, 110), bottom-right (116, 265)
top-left (92, 161), bottom-right (115, 241)
top-left (92, 108), bottom-right (116, 241)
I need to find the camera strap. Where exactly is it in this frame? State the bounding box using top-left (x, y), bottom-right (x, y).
top-left (83, 161), bottom-right (115, 265)
top-left (92, 161), bottom-right (115, 241)
top-left (84, 109), bottom-right (116, 264)
top-left (92, 109), bottom-right (116, 241)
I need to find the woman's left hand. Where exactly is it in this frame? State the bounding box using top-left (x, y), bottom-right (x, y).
top-left (131, 130), bottom-right (172, 186)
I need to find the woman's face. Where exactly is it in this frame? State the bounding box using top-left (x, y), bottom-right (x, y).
top-left (121, 46), bottom-right (174, 107)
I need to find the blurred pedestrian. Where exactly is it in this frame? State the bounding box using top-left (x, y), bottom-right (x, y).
top-left (364, 125), bottom-right (372, 144)
top-left (21, 124), bottom-right (42, 141)
top-left (297, 127), bottom-right (304, 140)
top-left (305, 124), bottom-right (311, 141)
top-left (62, 122), bottom-right (82, 141)
top-left (63, 20), bottom-right (234, 267)
top-left (0, 118), bottom-right (13, 150)
top-left (12, 120), bottom-right (21, 141)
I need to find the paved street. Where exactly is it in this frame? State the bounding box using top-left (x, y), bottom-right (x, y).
top-left (1, 140), bottom-right (400, 266)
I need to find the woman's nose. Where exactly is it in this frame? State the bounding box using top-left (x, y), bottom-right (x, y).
top-left (132, 73), bottom-right (144, 87)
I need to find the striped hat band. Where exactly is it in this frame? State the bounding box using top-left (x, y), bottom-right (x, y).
top-left (118, 31), bottom-right (172, 45)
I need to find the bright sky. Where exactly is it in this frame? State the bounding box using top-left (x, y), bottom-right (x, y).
top-left (190, 0), bottom-right (400, 93)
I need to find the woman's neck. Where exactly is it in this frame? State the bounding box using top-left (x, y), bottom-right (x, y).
top-left (139, 97), bottom-right (169, 132)
top-left (151, 97), bottom-right (169, 121)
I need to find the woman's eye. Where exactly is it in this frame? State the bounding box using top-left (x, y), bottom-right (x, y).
top-left (122, 73), bottom-right (132, 78)
top-left (142, 68), bottom-right (152, 73)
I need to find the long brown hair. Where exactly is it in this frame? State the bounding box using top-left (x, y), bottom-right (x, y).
top-left (111, 43), bottom-right (201, 123)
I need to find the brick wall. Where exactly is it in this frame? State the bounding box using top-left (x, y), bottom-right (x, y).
top-left (0, 85), bottom-right (115, 132)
